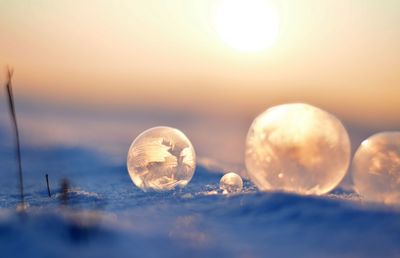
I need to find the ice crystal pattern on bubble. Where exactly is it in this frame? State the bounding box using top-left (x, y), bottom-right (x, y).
top-left (127, 127), bottom-right (196, 191)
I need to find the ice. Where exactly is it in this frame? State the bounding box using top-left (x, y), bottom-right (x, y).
top-left (220, 172), bottom-right (243, 194)
top-left (245, 103), bottom-right (351, 195)
top-left (352, 132), bottom-right (400, 204)
top-left (127, 127), bottom-right (196, 191)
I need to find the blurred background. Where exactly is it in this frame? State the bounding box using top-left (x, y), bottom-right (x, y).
top-left (1, 0), bottom-right (399, 173)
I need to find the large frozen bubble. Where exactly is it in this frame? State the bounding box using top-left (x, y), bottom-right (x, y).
top-left (127, 126), bottom-right (196, 191)
top-left (352, 132), bottom-right (400, 205)
top-left (245, 103), bottom-right (351, 195)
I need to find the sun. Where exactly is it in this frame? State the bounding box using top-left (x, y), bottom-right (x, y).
top-left (214, 0), bottom-right (279, 52)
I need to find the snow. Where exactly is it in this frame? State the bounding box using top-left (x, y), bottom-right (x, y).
top-left (1, 125), bottom-right (400, 258)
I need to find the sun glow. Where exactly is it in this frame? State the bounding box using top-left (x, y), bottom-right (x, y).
top-left (214, 0), bottom-right (280, 52)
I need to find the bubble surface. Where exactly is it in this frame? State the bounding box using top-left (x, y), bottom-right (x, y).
top-left (352, 132), bottom-right (400, 205)
top-left (220, 172), bottom-right (243, 194)
top-left (127, 126), bottom-right (196, 191)
top-left (245, 103), bottom-right (351, 195)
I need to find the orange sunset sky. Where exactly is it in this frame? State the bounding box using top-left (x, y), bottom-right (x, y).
top-left (1, 0), bottom-right (399, 126)
top-left (0, 0), bottom-right (400, 180)
top-left (0, 0), bottom-right (399, 170)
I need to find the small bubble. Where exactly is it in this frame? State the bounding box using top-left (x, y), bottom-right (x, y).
top-left (220, 172), bottom-right (243, 194)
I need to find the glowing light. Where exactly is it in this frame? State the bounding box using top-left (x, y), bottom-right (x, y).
top-left (214, 0), bottom-right (279, 52)
top-left (245, 103), bottom-right (351, 195)
top-left (352, 132), bottom-right (400, 205)
top-left (220, 172), bottom-right (243, 194)
top-left (127, 126), bottom-right (196, 191)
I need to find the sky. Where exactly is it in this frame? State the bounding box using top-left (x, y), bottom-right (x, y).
top-left (0, 0), bottom-right (399, 171)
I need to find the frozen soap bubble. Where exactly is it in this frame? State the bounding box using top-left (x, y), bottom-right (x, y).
top-left (352, 132), bottom-right (400, 205)
top-left (245, 103), bottom-right (351, 195)
top-left (127, 126), bottom-right (196, 191)
top-left (220, 172), bottom-right (243, 194)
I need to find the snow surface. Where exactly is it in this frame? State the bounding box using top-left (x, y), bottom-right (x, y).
top-left (1, 127), bottom-right (400, 258)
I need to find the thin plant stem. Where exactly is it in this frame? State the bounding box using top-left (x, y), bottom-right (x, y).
top-left (5, 67), bottom-right (25, 206)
